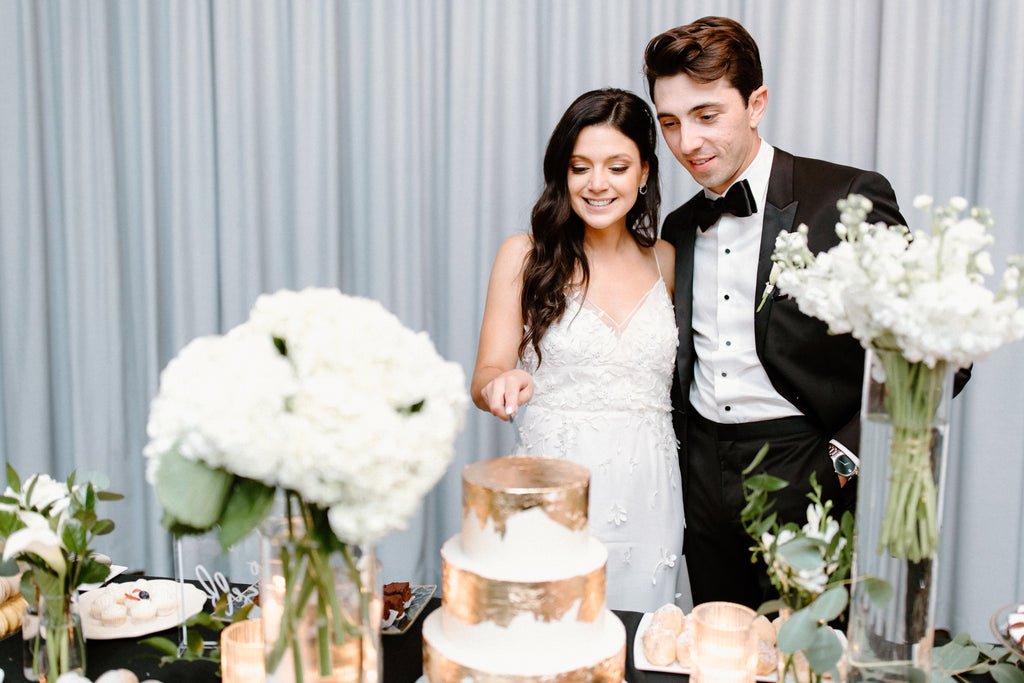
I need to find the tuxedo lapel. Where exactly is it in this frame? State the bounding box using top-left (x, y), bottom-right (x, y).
top-left (755, 150), bottom-right (798, 345)
top-left (675, 222), bottom-right (697, 383)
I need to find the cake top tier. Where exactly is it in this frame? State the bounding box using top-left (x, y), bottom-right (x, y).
top-left (462, 456), bottom-right (590, 536)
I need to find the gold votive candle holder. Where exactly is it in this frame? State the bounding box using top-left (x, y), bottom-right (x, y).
top-left (221, 617), bottom-right (265, 683)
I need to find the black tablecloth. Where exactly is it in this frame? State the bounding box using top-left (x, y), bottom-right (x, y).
top-left (0, 592), bottom-right (665, 683)
top-left (0, 593), bottom-right (1004, 682)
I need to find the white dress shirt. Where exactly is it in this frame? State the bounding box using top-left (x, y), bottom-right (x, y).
top-left (688, 140), bottom-right (803, 424)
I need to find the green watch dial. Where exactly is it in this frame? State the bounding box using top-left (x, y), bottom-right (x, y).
top-left (834, 453), bottom-right (857, 476)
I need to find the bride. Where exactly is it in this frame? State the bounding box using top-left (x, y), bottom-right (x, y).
top-left (471, 88), bottom-right (690, 612)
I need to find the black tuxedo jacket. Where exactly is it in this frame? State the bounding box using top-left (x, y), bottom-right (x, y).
top-left (662, 147), bottom-right (908, 458)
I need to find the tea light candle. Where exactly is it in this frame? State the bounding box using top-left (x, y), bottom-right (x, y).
top-left (221, 618), bottom-right (265, 683)
top-left (691, 601), bottom-right (757, 683)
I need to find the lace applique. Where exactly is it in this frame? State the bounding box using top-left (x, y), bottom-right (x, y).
top-left (651, 547), bottom-right (678, 586)
top-left (608, 502), bottom-right (627, 527)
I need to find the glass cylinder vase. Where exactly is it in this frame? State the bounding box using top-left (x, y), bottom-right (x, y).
top-left (36, 593), bottom-right (86, 681)
top-left (260, 515), bottom-right (381, 683)
top-left (847, 347), bottom-right (955, 682)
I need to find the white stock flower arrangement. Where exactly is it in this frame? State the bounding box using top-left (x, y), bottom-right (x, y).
top-left (763, 194), bottom-right (1024, 370)
top-left (761, 195), bottom-right (1024, 562)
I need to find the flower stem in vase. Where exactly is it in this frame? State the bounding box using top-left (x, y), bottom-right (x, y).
top-left (875, 350), bottom-right (946, 562)
top-left (39, 593), bottom-right (85, 680)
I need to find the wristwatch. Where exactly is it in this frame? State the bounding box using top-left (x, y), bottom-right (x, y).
top-left (829, 442), bottom-right (859, 477)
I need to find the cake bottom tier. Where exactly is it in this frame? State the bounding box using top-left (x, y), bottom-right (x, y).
top-left (421, 608), bottom-right (625, 682)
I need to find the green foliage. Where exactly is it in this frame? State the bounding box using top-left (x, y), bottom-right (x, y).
top-left (931, 632), bottom-right (1024, 683)
top-left (153, 447), bottom-right (234, 531)
top-left (153, 447), bottom-right (278, 553)
top-left (139, 593), bottom-right (256, 666)
top-left (217, 478), bottom-right (276, 549)
top-left (741, 445), bottom-right (854, 681)
top-left (0, 466), bottom-right (121, 601)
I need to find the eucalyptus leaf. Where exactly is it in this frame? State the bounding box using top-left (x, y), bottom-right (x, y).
top-left (932, 640), bottom-right (980, 673)
top-left (990, 662), bottom-right (1024, 683)
top-left (777, 537), bottom-right (825, 571)
top-left (777, 608), bottom-right (818, 653)
top-left (96, 491), bottom-right (125, 501)
top-left (154, 448), bottom-right (233, 531)
top-left (803, 625), bottom-right (843, 674)
top-left (952, 632), bottom-right (973, 646)
top-left (757, 598), bottom-right (789, 617)
top-left (859, 575), bottom-right (894, 609)
top-left (976, 642), bottom-right (1006, 660)
top-left (807, 586), bottom-right (847, 622)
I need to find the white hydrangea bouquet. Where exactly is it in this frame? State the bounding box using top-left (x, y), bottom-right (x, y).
top-left (144, 287), bottom-right (468, 680)
top-left (763, 195), bottom-right (1024, 561)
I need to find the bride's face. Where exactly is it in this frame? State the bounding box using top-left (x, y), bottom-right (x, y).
top-left (567, 124), bottom-right (649, 233)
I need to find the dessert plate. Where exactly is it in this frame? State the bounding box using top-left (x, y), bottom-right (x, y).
top-left (79, 579), bottom-right (206, 640)
top-left (990, 601), bottom-right (1024, 660)
top-left (633, 612), bottom-right (777, 681)
top-left (382, 584), bottom-right (435, 635)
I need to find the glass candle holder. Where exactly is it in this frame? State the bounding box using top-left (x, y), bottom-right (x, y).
top-left (691, 601), bottom-right (757, 683)
top-left (221, 618), bottom-right (266, 683)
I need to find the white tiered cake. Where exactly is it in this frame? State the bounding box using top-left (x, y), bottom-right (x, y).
top-left (422, 455), bottom-right (626, 682)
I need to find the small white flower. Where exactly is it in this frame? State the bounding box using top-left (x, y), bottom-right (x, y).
top-left (912, 194), bottom-right (934, 210)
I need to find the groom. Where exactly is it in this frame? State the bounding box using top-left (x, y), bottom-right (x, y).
top-left (642, 16), bottom-right (959, 608)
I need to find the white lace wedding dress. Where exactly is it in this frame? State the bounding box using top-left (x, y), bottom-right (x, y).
top-left (512, 263), bottom-right (689, 613)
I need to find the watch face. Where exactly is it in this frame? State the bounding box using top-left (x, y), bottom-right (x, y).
top-left (834, 453), bottom-right (857, 477)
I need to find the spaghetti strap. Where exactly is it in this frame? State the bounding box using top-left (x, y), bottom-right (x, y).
top-left (652, 247), bottom-right (663, 279)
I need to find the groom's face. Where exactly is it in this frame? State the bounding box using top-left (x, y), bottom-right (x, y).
top-left (653, 73), bottom-right (766, 195)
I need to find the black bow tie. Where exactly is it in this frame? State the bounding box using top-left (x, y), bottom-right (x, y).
top-left (693, 179), bottom-right (757, 231)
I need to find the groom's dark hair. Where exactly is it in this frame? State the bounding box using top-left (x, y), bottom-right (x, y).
top-left (643, 16), bottom-right (763, 105)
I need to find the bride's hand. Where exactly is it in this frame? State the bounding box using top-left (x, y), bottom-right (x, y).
top-left (481, 369), bottom-right (534, 421)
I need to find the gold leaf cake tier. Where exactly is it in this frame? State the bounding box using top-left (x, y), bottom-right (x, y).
top-left (422, 455), bottom-right (626, 682)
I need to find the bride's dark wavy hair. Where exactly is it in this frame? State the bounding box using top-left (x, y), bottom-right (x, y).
top-left (519, 88), bottom-right (661, 364)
